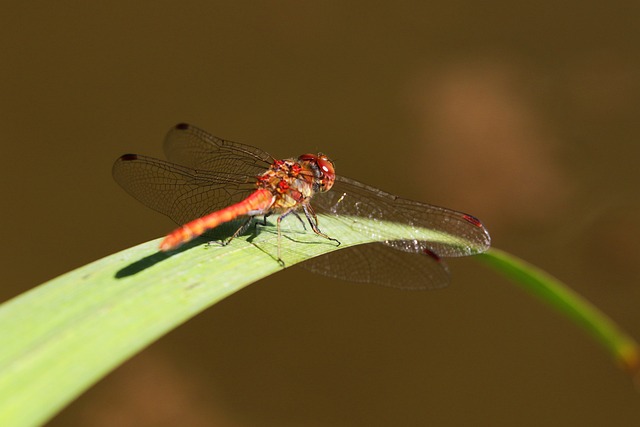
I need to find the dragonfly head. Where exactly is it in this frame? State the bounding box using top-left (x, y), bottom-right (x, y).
top-left (298, 153), bottom-right (335, 192)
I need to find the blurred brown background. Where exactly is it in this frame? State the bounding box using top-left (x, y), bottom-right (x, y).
top-left (2, 1), bottom-right (640, 426)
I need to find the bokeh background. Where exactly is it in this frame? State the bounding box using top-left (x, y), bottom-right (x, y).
top-left (3, 2), bottom-right (640, 426)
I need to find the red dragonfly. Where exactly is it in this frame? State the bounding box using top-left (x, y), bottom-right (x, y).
top-left (113, 123), bottom-right (490, 290)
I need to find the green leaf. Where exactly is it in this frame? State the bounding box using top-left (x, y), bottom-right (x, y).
top-left (477, 248), bottom-right (639, 378)
top-left (0, 215), bottom-right (474, 427)
top-left (1, 217), bottom-right (638, 427)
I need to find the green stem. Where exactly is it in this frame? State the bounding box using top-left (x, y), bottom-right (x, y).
top-left (476, 248), bottom-right (639, 377)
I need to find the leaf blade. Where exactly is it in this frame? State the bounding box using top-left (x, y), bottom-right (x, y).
top-left (0, 214), bottom-right (471, 426)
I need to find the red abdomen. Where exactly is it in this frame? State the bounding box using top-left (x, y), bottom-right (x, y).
top-left (159, 189), bottom-right (274, 251)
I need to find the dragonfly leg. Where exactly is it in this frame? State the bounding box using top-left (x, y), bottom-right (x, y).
top-left (276, 210), bottom-right (293, 264)
top-left (273, 209), bottom-right (307, 265)
top-left (219, 216), bottom-right (254, 246)
top-left (276, 209), bottom-right (306, 230)
top-left (274, 206), bottom-right (340, 264)
top-left (256, 212), bottom-right (304, 232)
top-left (291, 211), bottom-right (307, 230)
top-left (302, 204), bottom-right (341, 246)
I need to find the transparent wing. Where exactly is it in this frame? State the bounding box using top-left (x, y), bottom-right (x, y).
top-left (312, 175), bottom-right (491, 257)
top-left (299, 176), bottom-right (490, 289)
top-left (164, 123), bottom-right (273, 173)
top-left (112, 154), bottom-right (260, 226)
top-left (299, 243), bottom-right (450, 290)
top-left (112, 124), bottom-right (274, 225)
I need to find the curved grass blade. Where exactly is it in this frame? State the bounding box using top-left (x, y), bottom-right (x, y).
top-left (476, 248), bottom-right (639, 380)
top-left (0, 214), bottom-right (473, 427)
top-left (2, 218), bottom-right (637, 427)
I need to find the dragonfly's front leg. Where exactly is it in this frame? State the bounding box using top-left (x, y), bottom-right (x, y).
top-left (274, 207), bottom-right (340, 265)
top-left (302, 204), bottom-right (341, 246)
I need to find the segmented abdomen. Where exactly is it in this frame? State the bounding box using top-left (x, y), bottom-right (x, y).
top-left (159, 189), bottom-right (275, 251)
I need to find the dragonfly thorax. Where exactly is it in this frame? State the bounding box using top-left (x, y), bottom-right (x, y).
top-left (256, 157), bottom-right (325, 211)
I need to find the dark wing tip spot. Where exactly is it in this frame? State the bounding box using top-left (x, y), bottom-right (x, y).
top-left (462, 214), bottom-right (483, 227)
top-left (423, 248), bottom-right (442, 262)
top-left (175, 123), bottom-right (190, 130)
top-left (119, 153), bottom-right (139, 161)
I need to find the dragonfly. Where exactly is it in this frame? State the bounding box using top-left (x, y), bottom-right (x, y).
top-left (113, 123), bottom-right (491, 290)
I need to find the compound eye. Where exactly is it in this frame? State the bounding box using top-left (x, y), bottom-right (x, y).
top-left (298, 153), bottom-right (336, 192)
top-left (315, 154), bottom-right (335, 192)
top-left (316, 155), bottom-right (335, 177)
